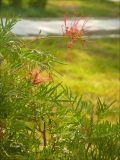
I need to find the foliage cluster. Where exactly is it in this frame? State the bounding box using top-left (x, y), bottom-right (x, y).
top-left (0, 18), bottom-right (119, 160)
top-left (0, 0), bottom-right (47, 8)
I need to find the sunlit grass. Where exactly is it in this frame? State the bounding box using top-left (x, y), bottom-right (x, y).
top-left (26, 38), bottom-right (120, 102)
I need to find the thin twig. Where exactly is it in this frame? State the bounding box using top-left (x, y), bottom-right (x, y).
top-left (34, 35), bottom-right (88, 39)
top-left (43, 122), bottom-right (47, 147)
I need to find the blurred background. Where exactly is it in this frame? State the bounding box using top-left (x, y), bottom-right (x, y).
top-left (0, 0), bottom-right (119, 17)
top-left (0, 0), bottom-right (120, 103)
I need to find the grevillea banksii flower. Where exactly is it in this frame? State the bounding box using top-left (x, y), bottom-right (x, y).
top-left (29, 69), bottom-right (50, 85)
top-left (62, 16), bottom-right (91, 48)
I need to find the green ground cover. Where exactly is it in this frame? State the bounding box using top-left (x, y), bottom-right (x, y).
top-left (27, 37), bottom-right (120, 103)
top-left (0, 0), bottom-right (120, 18)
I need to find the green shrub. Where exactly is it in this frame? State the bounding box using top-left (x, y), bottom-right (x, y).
top-left (29, 0), bottom-right (47, 8)
top-left (9, 0), bottom-right (22, 7)
top-left (0, 18), bottom-right (119, 160)
top-left (0, 0), bottom-right (2, 7)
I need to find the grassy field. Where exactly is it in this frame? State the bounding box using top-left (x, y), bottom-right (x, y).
top-left (25, 37), bottom-right (120, 103)
top-left (0, 0), bottom-right (120, 18)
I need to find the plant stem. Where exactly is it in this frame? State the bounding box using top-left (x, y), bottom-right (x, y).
top-left (43, 121), bottom-right (46, 147)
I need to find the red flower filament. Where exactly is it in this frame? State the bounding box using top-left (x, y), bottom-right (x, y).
top-left (62, 16), bottom-right (91, 48)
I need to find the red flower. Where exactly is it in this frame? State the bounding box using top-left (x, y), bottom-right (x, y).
top-left (62, 16), bottom-right (91, 48)
top-left (29, 69), bottom-right (50, 85)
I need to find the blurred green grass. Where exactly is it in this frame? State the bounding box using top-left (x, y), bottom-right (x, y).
top-left (0, 0), bottom-right (120, 18)
top-left (25, 38), bottom-right (120, 102)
